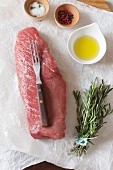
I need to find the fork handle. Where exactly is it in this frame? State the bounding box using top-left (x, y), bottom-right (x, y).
top-left (37, 84), bottom-right (49, 127)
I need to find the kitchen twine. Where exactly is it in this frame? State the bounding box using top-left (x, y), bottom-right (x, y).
top-left (75, 137), bottom-right (97, 146)
top-left (75, 137), bottom-right (88, 146)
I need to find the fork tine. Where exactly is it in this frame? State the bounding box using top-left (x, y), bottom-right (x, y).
top-left (30, 41), bottom-right (36, 63)
top-left (30, 41), bottom-right (35, 63)
top-left (33, 41), bottom-right (37, 63)
top-left (35, 42), bottom-right (39, 62)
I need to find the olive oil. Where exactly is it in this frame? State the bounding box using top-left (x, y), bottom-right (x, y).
top-left (73, 35), bottom-right (99, 60)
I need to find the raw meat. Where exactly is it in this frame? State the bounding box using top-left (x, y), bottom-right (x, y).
top-left (14, 27), bottom-right (66, 139)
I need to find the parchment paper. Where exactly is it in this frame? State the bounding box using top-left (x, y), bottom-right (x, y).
top-left (0, 0), bottom-right (113, 169)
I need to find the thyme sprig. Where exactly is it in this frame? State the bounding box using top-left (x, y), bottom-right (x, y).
top-left (71, 80), bottom-right (113, 156)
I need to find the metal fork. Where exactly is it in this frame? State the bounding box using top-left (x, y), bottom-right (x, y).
top-left (30, 41), bottom-right (49, 127)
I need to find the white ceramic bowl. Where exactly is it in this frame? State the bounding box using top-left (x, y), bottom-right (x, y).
top-left (67, 23), bottom-right (107, 64)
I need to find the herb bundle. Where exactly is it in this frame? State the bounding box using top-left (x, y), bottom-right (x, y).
top-left (71, 80), bottom-right (113, 156)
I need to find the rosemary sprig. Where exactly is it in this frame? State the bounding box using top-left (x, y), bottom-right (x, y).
top-left (71, 80), bottom-right (113, 156)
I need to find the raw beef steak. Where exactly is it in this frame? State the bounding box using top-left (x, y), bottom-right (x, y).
top-left (14, 27), bottom-right (66, 139)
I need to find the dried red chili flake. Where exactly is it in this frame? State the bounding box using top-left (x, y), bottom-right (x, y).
top-left (58, 10), bottom-right (74, 25)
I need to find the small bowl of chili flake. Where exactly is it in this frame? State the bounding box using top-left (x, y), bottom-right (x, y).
top-left (54, 3), bottom-right (80, 29)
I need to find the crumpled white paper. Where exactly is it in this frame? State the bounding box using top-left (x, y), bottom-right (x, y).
top-left (0, 0), bottom-right (113, 169)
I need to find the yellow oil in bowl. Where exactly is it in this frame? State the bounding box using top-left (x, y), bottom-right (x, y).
top-left (73, 35), bottom-right (99, 61)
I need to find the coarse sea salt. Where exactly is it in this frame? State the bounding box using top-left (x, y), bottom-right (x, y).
top-left (29, 2), bottom-right (45, 17)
